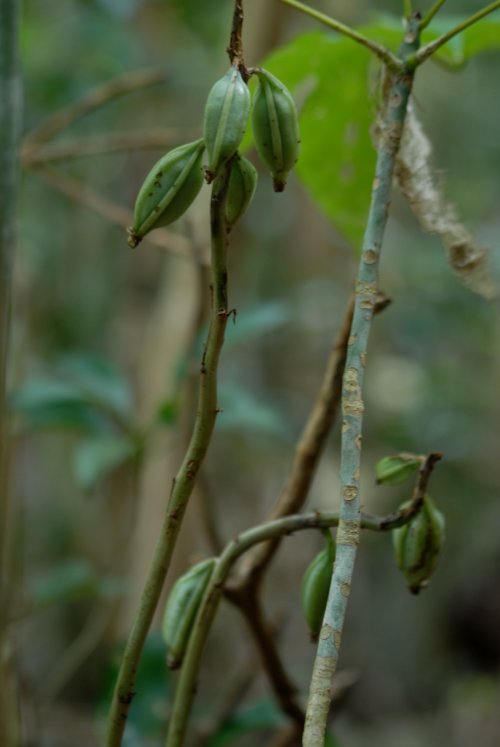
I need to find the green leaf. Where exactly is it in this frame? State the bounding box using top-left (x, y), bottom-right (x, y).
top-left (74, 435), bottom-right (139, 489)
top-left (57, 352), bottom-right (134, 422)
top-left (375, 453), bottom-right (422, 486)
top-left (258, 32), bottom-right (378, 249)
top-left (10, 378), bottom-right (108, 433)
top-left (218, 384), bottom-right (287, 439)
top-left (207, 700), bottom-right (285, 747)
top-left (29, 560), bottom-right (123, 607)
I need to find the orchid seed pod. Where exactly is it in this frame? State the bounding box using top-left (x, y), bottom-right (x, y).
top-left (251, 68), bottom-right (300, 192)
top-left (127, 139), bottom-right (205, 248)
top-left (225, 153), bottom-right (257, 229)
top-left (203, 66), bottom-right (251, 181)
top-left (161, 558), bottom-right (215, 670)
top-left (392, 495), bottom-right (445, 594)
top-left (301, 530), bottom-right (336, 642)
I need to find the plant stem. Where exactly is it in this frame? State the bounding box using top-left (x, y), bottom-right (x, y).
top-left (279, 0), bottom-right (401, 70)
top-left (302, 18), bottom-right (421, 747)
top-left (105, 161), bottom-right (234, 747)
top-left (403, 0), bottom-right (413, 19)
top-left (164, 490), bottom-right (432, 747)
top-left (416, 0), bottom-right (500, 63)
top-left (419, 0), bottom-right (447, 30)
top-left (0, 1), bottom-right (21, 742)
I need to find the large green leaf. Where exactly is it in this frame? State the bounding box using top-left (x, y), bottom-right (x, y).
top-left (259, 32), bottom-right (377, 249)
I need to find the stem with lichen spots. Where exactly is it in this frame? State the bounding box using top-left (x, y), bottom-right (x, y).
top-left (302, 17), bottom-right (421, 747)
top-left (163, 479), bottom-right (436, 747)
top-left (105, 160), bottom-right (234, 747)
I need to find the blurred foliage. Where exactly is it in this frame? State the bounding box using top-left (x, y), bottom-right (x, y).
top-left (9, 1), bottom-right (500, 746)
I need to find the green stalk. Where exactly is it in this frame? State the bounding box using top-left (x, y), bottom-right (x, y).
top-left (105, 161), bottom-right (234, 747)
top-left (280, 0), bottom-right (401, 70)
top-left (0, 1), bottom-right (21, 743)
top-left (302, 19), bottom-right (421, 747)
top-left (164, 492), bottom-right (431, 747)
top-left (419, 0), bottom-right (447, 30)
top-left (417, 0), bottom-right (500, 63)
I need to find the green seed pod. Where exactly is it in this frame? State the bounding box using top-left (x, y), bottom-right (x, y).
top-left (203, 66), bottom-right (251, 180)
top-left (127, 139), bottom-right (205, 248)
top-left (225, 153), bottom-right (257, 229)
top-left (251, 68), bottom-right (300, 192)
top-left (161, 558), bottom-right (215, 670)
top-left (301, 531), bottom-right (336, 642)
top-left (376, 454), bottom-right (422, 486)
top-left (392, 495), bottom-right (445, 595)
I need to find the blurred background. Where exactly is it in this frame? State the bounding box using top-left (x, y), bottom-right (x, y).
top-left (7, 0), bottom-right (500, 745)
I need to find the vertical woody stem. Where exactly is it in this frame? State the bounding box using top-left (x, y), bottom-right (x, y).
top-left (302, 19), bottom-right (421, 747)
top-left (105, 161), bottom-right (233, 747)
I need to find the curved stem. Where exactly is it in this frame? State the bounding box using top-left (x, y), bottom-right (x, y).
top-left (417, 1), bottom-right (500, 64)
top-left (280, 0), bottom-right (402, 71)
top-left (164, 489), bottom-right (432, 747)
top-left (105, 161), bottom-right (234, 747)
top-left (302, 19), bottom-right (421, 747)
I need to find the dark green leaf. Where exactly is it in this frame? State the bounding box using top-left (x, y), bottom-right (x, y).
top-left (73, 434), bottom-right (139, 489)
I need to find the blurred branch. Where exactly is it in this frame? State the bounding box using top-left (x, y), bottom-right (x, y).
top-left (40, 605), bottom-right (111, 704)
top-left (21, 128), bottom-right (200, 166)
top-left (32, 166), bottom-right (193, 259)
top-left (0, 1), bottom-right (21, 743)
top-left (22, 67), bottom-right (168, 150)
top-left (419, 0), bottom-right (446, 29)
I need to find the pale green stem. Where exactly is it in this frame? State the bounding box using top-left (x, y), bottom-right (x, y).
top-left (302, 19), bottom-right (421, 747)
top-left (0, 2), bottom-right (21, 744)
top-left (105, 161), bottom-right (234, 747)
top-left (164, 495), bottom-right (428, 747)
top-left (417, 0), bottom-right (500, 63)
top-left (419, 0), bottom-right (447, 30)
top-left (279, 0), bottom-right (402, 71)
top-left (404, 0), bottom-right (413, 19)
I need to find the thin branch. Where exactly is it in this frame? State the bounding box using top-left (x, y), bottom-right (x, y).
top-left (419, 0), bottom-right (447, 29)
top-left (0, 1), bottom-right (21, 742)
top-left (302, 17), bottom-right (422, 747)
top-left (21, 128), bottom-right (199, 166)
top-left (416, 0), bottom-right (500, 64)
top-left (403, 0), bottom-right (413, 19)
top-left (32, 166), bottom-right (193, 260)
top-left (279, 0), bottom-right (401, 71)
top-left (163, 490), bottom-right (433, 747)
top-left (105, 159), bottom-right (235, 747)
top-left (22, 68), bottom-right (168, 149)
top-left (228, 0), bottom-right (247, 75)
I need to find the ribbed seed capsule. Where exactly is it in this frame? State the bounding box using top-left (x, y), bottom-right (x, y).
top-left (203, 66), bottom-right (251, 181)
top-left (301, 531), bottom-right (336, 642)
top-left (225, 154), bottom-right (257, 229)
top-left (161, 558), bottom-right (215, 670)
top-left (127, 139), bottom-right (205, 248)
top-left (251, 68), bottom-right (300, 192)
top-left (392, 495), bottom-right (445, 595)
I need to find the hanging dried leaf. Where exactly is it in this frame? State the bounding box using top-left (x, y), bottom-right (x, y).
top-left (394, 105), bottom-right (497, 300)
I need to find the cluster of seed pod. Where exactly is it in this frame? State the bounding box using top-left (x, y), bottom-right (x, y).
top-left (301, 530), bottom-right (336, 641)
top-left (392, 495), bottom-right (445, 594)
top-left (127, 64), bottom-right (300, 247)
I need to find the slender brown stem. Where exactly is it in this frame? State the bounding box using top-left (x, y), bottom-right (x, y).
top-left (22, 68), bottom-right (168, 149)
top-left (21, 128), bottom-right (200, 166)
top-left (32, 166), bottom-right (192, 259)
